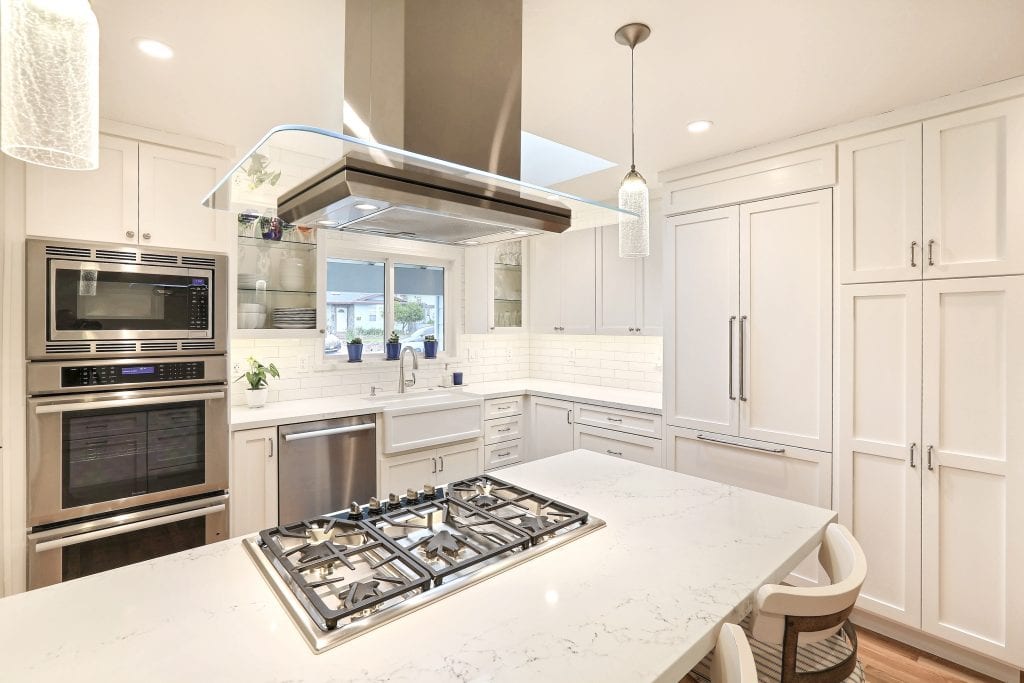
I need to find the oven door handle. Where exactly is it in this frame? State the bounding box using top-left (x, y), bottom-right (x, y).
top-left (30, 499), bottom-right (227, 553)
top-left (33, 391), bottom-right (225, 414)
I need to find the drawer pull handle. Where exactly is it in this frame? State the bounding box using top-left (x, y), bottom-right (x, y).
top-left (606, 417), bottom-right (623, 422)
top-left (696, 433), bottom-right (785, 454)
top-left (497, 427), bottom-right (512, 433)
top-left (606, 450), bottom-right (623, 456)
top-left (497, 406), bottom-right (512, 411)
top-left (495, 451), bottom-right (511, 458)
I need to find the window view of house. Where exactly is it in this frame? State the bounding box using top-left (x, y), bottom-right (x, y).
top-left (324, 259), bottom-right (385, 356)
top-left (395, 263), bottom-right (444, 353)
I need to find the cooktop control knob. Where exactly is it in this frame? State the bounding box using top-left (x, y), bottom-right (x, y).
top-left (423, 483), bottom-right (437, 500)
top-left (406, 487), bottom-right (420, 504)
top-left (347, 501), bottom-right (363, 520)
top-left (386, 492), bottom-right (402, 511)
top-left (367, 496), bottom-right (383, 515)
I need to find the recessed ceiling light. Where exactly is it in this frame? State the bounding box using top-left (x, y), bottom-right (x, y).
top-left (135, 38), bottom-right (174, 60)
top-left (354, 203), bottom-right (379, 211)
top-left (316, 220), bottom-right (340, 228)
top-left (513, 230), bottom-right (531, 236)
top-left (464, 240), bottom-right (480, 246)
top-left (687, 120), bottom-right (713, 134)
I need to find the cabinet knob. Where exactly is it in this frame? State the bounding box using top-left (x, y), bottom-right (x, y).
top-left (125, 230), bottom-right (135, 239)
top-left (142, 232), bottom-right (151, 241)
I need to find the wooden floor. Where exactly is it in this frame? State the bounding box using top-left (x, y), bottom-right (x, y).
top-left (681, 627), bottom-right (1016, 682)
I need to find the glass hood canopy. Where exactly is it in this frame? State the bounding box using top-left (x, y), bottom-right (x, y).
top-left (202, 125), bottom-right (634, 245)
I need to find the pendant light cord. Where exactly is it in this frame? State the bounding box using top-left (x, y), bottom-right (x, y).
top-left (630, 46), bottom-right (636, 171)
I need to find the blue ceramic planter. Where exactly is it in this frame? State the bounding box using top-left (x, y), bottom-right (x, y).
top-left (347, 344), bottom-right (363, 362)
top-left (385, 342), bottom-right (401, 360)
top-left (423, 340), bottom-right (438, 359)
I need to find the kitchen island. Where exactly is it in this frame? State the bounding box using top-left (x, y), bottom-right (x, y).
top-left (0, 451), bottom-right (835, 682)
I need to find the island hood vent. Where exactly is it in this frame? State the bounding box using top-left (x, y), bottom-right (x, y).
top-left (202, 0), bottom-right (630, 245)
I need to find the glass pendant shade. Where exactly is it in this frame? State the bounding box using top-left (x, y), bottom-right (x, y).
top-left (1, 0), bottom-right (99, 170)
top-left (618, 167), bottom-right (649, 258)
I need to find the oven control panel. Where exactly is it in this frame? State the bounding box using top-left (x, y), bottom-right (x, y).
top-left (61, 361), bottom-right (206, 387)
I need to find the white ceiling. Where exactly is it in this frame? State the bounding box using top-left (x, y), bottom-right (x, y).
top-left (91, 1), bottom-right (1024, 201)
top-left (522, 0), bottom-right (1024, 198)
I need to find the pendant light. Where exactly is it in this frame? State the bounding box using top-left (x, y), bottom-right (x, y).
top-left (615, 22), bottom-right (650, 258)
top-left (1, 0), bottom-right (100, 170)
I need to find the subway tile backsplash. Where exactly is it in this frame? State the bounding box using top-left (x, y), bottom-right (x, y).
top-left (229, 334), bottom-right (662, 405)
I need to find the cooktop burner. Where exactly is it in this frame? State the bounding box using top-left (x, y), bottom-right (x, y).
top-left (245, 475), bottom-right (605, 653)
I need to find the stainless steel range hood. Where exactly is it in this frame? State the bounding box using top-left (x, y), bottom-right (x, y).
top-left (202, 1), bottom-right (631, 245)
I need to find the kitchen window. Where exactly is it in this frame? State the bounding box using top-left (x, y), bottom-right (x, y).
top-left (324, 255), bottom-right (450, 359)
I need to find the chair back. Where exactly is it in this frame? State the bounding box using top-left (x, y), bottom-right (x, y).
top-left (751, 523), bottom-right (867, 646)
top-left (710, 623), bottom-right (758, 683)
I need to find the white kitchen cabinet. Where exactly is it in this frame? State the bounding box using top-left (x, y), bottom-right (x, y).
top-left (739, 190), bottom-right (832, 451)
top-left (572, 402), bottom-right (662, 439)
top-left (838, 124), bottom-right (923, 284)
top-left (528, 396), bottom-right (575, 461)
top-left (381, 440), bottom-right (484, 494)
top-left (24, 134), bottom-right (229, 250)
top-left (528, 229), bottom-right (596, 334)
top-left (669, 426), bottom-right (831, 587)
top-left (665, 206), bottom-right (740, 435)
top-left (229, 427), bottom-right (278, 537)
top-left (574, 424), bottom-right (663, 468)
top-left (595, 220), bottom-right (662, 335)
top-left (138, 143), bottom-right (229, 250)
top-left (465, 240), bottom-right (526, 334)
top-left (25, 134), bottom-right (140, 243)
top-left (920, 276), bottom-right (1024, 663)
top-left (838, 282), bottom-right (922, 627)
top-left (923, 98), bottom-right (1024, 279)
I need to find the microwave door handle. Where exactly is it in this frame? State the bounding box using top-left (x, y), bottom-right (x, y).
top-left (31, 503), bottom-right (227, 553)
top-left (34, 391), bottom-right (225, 415)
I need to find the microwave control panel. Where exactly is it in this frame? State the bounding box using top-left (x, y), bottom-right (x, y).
top-left (61, 361), bottom-right (206, 387)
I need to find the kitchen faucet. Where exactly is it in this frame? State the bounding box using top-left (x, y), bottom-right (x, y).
top-left (398, 346), bottom-right (419, 393)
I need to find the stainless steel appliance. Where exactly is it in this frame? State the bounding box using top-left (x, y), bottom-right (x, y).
top-left (26, 354), bottom-right (229, 589)
top-left (25, 238), bottom-right (227, 359)
top-left (244, 474), bottom-right (604, 653)
top-left (277, 416), bottom-right (377, 523)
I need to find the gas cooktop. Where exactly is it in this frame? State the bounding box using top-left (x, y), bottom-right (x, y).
top-left (244, 474), bottom-right (605, 653)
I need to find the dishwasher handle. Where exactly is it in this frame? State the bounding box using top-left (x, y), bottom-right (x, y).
top-left (282, 422), bottom-right (375, 442)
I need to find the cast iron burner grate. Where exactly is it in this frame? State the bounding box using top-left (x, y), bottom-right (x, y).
top-left (446, 475), bottom-right (590, 543)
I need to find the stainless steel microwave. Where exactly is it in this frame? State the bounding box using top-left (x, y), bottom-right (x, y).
top-left (25, 238), bottom-right (228, 359)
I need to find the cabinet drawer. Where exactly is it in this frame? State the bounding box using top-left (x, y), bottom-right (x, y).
top-left (574, 425), bottom-right (664, 468)
top-left (485, 440), bottom-right (523, 470)
top-left (484, 396), bottom-right (524, 419)
top-left (484, 415), bottom-right (522, 444)
top-left (574, 403), bottom-right (662, 438)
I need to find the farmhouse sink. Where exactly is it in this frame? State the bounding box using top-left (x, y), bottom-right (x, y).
top-left (369, 390), bottom-right (483, 454)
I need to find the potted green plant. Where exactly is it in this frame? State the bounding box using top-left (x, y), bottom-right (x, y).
top-left (385, 330), bottom-right (401, 360)
top-left (347, 336), bottom-right (364, 363)
top-left (423, 334), bottom-right (438, 359)
top-left (235, 356), bottom-right (280, 408)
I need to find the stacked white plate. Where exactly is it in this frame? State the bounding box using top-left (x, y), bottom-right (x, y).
top-left (272, 307), bottom-right (316, 329)
top-left (238, 273), bottom-right (267, 290)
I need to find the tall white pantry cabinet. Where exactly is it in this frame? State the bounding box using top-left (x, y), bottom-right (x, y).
top-left (838, 97), bottom-right (1024, 667)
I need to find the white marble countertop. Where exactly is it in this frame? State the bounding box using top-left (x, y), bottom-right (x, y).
top-left (462, 378), bottom-right (662, 413)
top-left (231, 379), bottom-right (662, 430)
top-left (0, 451), bottom-right (834, 683)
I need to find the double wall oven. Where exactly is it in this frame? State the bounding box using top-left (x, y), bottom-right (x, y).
top-left (25, 239), bottom-right (230, 589)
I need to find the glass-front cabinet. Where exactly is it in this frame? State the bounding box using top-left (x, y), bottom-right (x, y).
top-left (235, 214), bottom-right (320, 335)
top-left (466, 239), bottom-right (526, 333)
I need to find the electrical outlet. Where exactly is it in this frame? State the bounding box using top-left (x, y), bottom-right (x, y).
top-left (505, 348), bottom-right (513, 362)
top-left (298, 355), bottom-right (310, 372)
top-left (467, 346), bottom-right (477, 361)
top-left (232, 361), bottom-right (242, 374)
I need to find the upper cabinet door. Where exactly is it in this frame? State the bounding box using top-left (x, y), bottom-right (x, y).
top-left (740, 189), bottom-right (832, 451)
top-left (559, 229), bottom-right (596, 334)
top-left (25, 134), bottom-right (139, 244)
top-left (529, 233), bottom-right (562, 334)
top-left (640, 210), bottom-right (664, 335)
top-left (839, 124), bottom-right (923, 284)
top-left (838, 282), bottom-right (922, 628)
top-left (921, 276), bottom-right (1024, 665)
top-left (665, 206), bottom-right (740, 434)
top-left (138, 143), bottom-right (228, 251)
top-left (595, 224), bottom-right (641, 334)
top-left (923, 98), bottom-right (1024, 279)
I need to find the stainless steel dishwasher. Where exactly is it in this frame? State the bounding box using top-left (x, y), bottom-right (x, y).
top-left (277, 415), bottom-right (376, 523)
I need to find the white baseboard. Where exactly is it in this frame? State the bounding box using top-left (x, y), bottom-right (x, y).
top-left (851, 609), bottom-right (1021, 683)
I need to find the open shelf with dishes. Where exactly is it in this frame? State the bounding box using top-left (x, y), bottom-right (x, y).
top-left (235, 215), bottom-right (321, 335)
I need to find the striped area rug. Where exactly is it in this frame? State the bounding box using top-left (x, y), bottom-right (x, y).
top-left (689, 614), bottom-right (865, 682)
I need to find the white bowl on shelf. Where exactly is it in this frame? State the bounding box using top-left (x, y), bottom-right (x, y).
top-left (237, 311), bottom-right (266, 329)
top-left (239, 303), bottom-right (266, 313)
